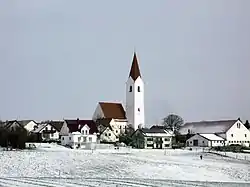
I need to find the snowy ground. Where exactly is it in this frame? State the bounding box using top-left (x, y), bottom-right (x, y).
top-left (0, 145), bottom-right (249, 187)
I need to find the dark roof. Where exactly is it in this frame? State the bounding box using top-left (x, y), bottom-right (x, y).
top-left (141, 128), bottom-right (167, 134)
top-left (129, 52), bottom-right (141, 81)
top-left (96, 118), bottom-right (112, 126)
top-left (99, 102), bottom-right (126, 119)
top-left (48, 121), bottom-right (64, 132)
top-left (18, 120), bottom-right (37, 127)
top-left (179, 119), bottom-right (238, 135)
top-left (150, 125), bottom-right (165, 130)
top-left (65, 119), bottom-right (98, 134)
top-left (4, 120), bottom-right (24, 129)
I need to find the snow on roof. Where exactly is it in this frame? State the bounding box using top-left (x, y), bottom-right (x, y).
top-left (32, 123), bottom-right (47, 133)
top-left (179, 120), bottom-right (237, 135)
top-left (144, 133), bottom-right (172, 137)
top-left (199, 134), bottom-right (225, 141)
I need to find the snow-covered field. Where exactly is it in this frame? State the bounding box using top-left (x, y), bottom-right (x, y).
top-left (0, 144), bottom-right (249, 187)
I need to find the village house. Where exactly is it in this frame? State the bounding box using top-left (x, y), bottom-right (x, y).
top-left (93, 102), bottom-right (128, 143)
top-left (132, 128), bottom-right (174, 149)
top-left (186, 133), bottom-right (225, 147)
top-left (60, 119), bottom-right (98, 149)
top-left (179, 118), bottom-right (250, 147)
top-left (31, 121), bottom-right (63, 142)
top-left (3, 120), bottom-right (38, 133)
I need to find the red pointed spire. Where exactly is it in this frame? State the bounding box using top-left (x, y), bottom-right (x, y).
top-left (129, 52), bottom-right (141, 81)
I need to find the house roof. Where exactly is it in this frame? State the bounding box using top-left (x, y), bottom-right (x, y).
top-left (96, 118), bottom-right (112, 126)
top-left (65, 119), bottom-right (98, 134)
top-left (150, 125), bottom-right (165, 130)
top-left (135, 128), bottom-right (173, 137)
top-left (129, 52), bottom-right (141, 81)
top-left (99, 102), bottom-right (126, 119)
top-left (17, 120), bottom-right (36, 127)
top-left (4, 120), bottom-right (23, 129)
top-left (198, 133), bottom-right (225, 141)
top-left (48, 121), bottom-right (64, 132)
top-left (179, 119), bottom-right (238, 135)
top-left (32, 123), bottom-right (47, 133)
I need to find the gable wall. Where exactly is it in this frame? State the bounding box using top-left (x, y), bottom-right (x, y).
top-left (100, 128), bottom-right (118, 143)
top-left (25, 121), bottom-right (37, 132)
top-left (60, 121), bottom-right (70, 135)
top-left (92, 104), bottom-right (105, 121)
top-left (226, 121), bottom-right (250, 146)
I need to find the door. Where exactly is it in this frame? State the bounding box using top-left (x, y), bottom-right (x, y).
top-left (193, 139), bottom-right (198, 146)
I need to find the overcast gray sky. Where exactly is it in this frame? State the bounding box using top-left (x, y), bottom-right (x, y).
top-left (0, 0), bottom-right (250, 124)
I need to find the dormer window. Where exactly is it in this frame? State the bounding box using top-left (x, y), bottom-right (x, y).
top-left (138, 86), bottom-right (140, 92)
top-left (129, 86), bottom-right (132, 92)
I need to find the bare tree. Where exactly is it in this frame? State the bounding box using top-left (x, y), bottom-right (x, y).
top-left (162, 114), bottom-right (184, 134)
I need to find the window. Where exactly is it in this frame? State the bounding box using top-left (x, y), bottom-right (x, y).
top-left (105, 133), bottom-right (107, 136)
top-left (138, 108), bottom-right (140, 112)
top-left (51, 133), bottom-right (54, 137)
top-left (138, 86), bottom-right (140, 92)
top-left (147, 138), bottom-right (153, 141)
top-left (89, 137), bottom-right (92, 142)
top-left (245, 134), bottom-right (247, 137)
top-left (164, 144), bottom-right (170, 147)
top-left (202, 141), bottom-right (204, 143)
top-left (69, 137), bottom-right (71, 140)
top-left (62, 137), bottom-right (64, 140)
top-left (237, 123), bottom-right (241, 128)
top-left (119, 126), bottom-right (121, 129)
top-left (85, 130), bottom-right (88, 135)
top-left (147, 143), bottom-right (154, 147)
top-left (231, 134), bottom-right (233, 137)
top-left (164, 138), bottom-right (170, 141)
top-left (109, 133), bottom-right (111, 136)
top-left (116, 130), bottom-right (118, 133)
top-left (45, 127), bottom-right (48, 131)
top-left (129, 86), bottom-right (132, 92)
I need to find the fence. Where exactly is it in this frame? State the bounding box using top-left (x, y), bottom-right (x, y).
top-left (207, 150), bottom-right (250, 161)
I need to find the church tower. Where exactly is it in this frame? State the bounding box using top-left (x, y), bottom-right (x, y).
top-left (126, 52), bottom-right (145, 130)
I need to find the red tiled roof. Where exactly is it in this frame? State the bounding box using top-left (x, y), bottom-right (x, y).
top-left (99, 102), bottom-right (126, 119)
top-left (129, 52), bottom-right (141, 81)
top-left (65, 119), bottom-right (98, 134)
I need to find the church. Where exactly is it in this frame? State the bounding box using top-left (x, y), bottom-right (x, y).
top-left (92, 52), bottom-right (145, 142)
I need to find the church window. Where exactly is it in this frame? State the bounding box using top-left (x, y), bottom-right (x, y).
top-left (138, 86), bottom-right (140, 92)
top-left (129, 86), bottom-right (132, 92)
top-left (138, 108), bottom-right (140, 112)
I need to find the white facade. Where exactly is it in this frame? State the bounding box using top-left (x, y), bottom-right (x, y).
top-left (24, 121), bottom-right (37, 132)
top-left (60, 123), bottom-right (97, 149)
top-left (92, 104), bottom-right (104, 121)
top-left (126, 75), bottom-right (145, 130)
top-left (144, 133), bottom-right (173, 149)
top-left (61, 132), bottom-right (97, 149)
top-left (226, 121), bottom-right (250, 147)
top-left (110, 119), bottom-right (127, 135)
top-left (186, 134), bottom-right (225, 147)
top-left (100, 127), bottom-right (118, 143)
top-left (33, 123), bottom-right (60, 141)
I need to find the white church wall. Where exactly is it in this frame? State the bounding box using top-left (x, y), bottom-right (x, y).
top-left (92, 104), bottom-right (104, 121)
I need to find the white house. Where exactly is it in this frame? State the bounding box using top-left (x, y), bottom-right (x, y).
top-left (186, 133), bottom-right (225, 147)
top-left (96, 118), bottom-right (121, 143)
top-left (132, 128), bottom-right (174, 149)
top-left (126, 52), bottom-right (145, 130)
top-left (179, 118), bottom-right (250, 147)
top-left (32, 121), bottom-right (63, 141)
top-left (60, 119), bottom-right (98, 149)
top-left (16, 120), bottom-right (38, 132)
